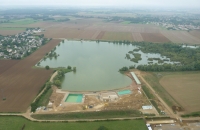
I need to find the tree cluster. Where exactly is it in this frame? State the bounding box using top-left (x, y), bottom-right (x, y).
top-left (31, 81), bottom-right (52, 112)
top-left (53, 67), bottom-right (73, 88)
top-left (133, 42), bottom-right (200, 71)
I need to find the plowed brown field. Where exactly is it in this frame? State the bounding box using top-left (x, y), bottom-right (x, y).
top-left (0, 39), bottom-right (61, 112)
top-left (141, 33), bottom-right (170, 43)
top-left (101, 32), bottom-right (133, 41)
top-left (189, 30), bottom-right (200, 40)
top-left (96, 31), bottom-right (105, 39)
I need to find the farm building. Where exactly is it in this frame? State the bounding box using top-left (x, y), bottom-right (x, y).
top-left (99, 92), bottom-right (118, 102)
top-left (131, 72), bottom-right (141, 85)
top-left (142, 105), bottom-right (153, 110)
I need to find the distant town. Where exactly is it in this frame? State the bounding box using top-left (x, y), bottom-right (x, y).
top-left (151, 22), bottom-right (200, 31)
top-left (101, 12), bottom-right (200, 31)
top-left (0, 28), bottom-right (49, 59)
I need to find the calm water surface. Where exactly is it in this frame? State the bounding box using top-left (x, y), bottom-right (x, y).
top-left (40, 40), bottom-right (173, 91)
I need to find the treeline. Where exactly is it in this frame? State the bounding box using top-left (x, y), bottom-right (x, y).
top-left (133, 42), bottom-right (200, 71)
top-left (142, 85), bottom-right (161, 114)
top-left (137, 63), bottom-right (200, 71)
top-left (53, 67), bottom-right (76, 88)
top-left (57, 18), bottom-right (70, 22)
top-left (2, 9), bottom-right (78, 16)
top-left (119, 65), bottom-right (135, 72)
top-left (31, 81), bottom-right (52, 112)
top-left (181, 111), bottom-right (200, 118)
top-left (107, 16), bottom-right (160, 24)
top-left (115, 41), bottom-right (200, 72)
top-left (44, 47), bottom-right (59, 60)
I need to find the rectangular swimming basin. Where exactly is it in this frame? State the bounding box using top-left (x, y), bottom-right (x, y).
top-left (117, 90), bottom-right (132, 95)
top-left (65, 94), bottom-right (83, 103)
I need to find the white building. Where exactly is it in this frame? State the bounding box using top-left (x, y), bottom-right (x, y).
top-left (99, 92), bottom-right (118, 102)
top-left (131, 72), bottom-right (141, 85)
top-left (142, 105), bottom-right (153, 110)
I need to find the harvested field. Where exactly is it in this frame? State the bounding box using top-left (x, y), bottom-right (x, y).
top-left (141, 33), bottom-right (170, 43)
top-left (44, 28), bottom-right (84, 39)
top-left (132, 32), bottom-right (144, 42)
top-left (96, 31), bottom-right (105, 39)
top-left (85, 23), bottom-right (160, 33)
top-left (78, 30), bottom-right (97, 40)
top-left (91, 30), bottom-right (101, 39)
top-left (189, 30), bottom-right (200, 40)
top-left (0, 39), bottom-right (61, 112)
top-left (161, 31), bottom-right (200, 44)
top-left (0, 30), bottom-right (25, 36)
top-left (101, 32), bottom-right (133, 41)
top-left (160, 72), bottom-right (200, 113)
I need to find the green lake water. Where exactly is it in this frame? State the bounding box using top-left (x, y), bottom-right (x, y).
top-left (40, 40), bottom-right (173, 91)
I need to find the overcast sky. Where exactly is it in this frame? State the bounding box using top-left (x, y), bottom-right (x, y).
top-left (1, 0), bottom-right (200, 8)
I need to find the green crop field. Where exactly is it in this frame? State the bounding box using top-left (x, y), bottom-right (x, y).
top-left (32, 110), bottom-right (142, 120)
top-left (0, 116), bottom-right (147, 130)
top-left (0, 27), bottom-right (26, 30)
top-left (1, 18), bottom-right (38, 26)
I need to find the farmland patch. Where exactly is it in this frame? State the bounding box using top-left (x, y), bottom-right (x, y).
top-left (141, 33), bottom-right (170, 43)
top-left (101, 32), bottom-right (133, 41)
top-left (96, 31), bottom-right (105, 39)
top-left (0, 40), bottom-right (61, 112)
top-left (160, 72), bottom-right (200, 113)
top-left (161, 31), bottom-right (200, 44)
top-left (132, 32), bottom-right (144, 42)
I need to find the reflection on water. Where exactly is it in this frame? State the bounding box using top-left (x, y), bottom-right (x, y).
top-left (40, 40), bottom-right (175, 91)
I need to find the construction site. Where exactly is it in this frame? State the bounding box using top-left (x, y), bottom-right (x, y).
top-left (35, 71), bottom-right (157, 115)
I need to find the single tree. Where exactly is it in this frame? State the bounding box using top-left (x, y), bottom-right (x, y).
top-left (54, 80), bottom-right (61, 87)
top-left (73, 67), bottom-right (76, 72)
top-left (45, 65), bottom-right (50, 70)
top-left (67, 66), bottom-right (72, 70)
top-left (46, 81), bottom-right (52, 87)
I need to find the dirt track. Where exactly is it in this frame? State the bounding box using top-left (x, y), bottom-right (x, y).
top-left (0, 39), bottom-right (61, 112)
